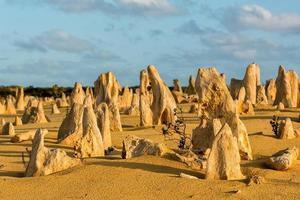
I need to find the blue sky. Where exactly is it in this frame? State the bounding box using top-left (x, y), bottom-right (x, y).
top-left (0, 0), bottom-right (300, 87)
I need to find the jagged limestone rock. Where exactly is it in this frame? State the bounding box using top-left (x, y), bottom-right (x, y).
top-left (192, 67), bottom-right (253, 160)
top-left (2, 122), bottom-right (15, 136)
top-left (57, 92), bottom-right (69, 108)
top-left (11, 129), bottom-right (44, 143)
top-left (274, 65), bottom-right (299, 108)
top-left (57, 103), bottom-right (84, 146)
top-left (14, 116), bottom-right (22, 126)
top-left (70, 82), bottom-right (86, 105)
top-left (16, 86), bottom-right (25, 111)
top-left (74, 96), bottom-right (104, 158)
top-left (147, 65), bottom-right (177, 125)
top-left (118, 86), bottom-right (133, 112)
top-left (266, 79), bottom-right (277, 104)
top-left (25, 129), bottom-right (81, 177)
top-left (206, 123), bottom-right (245, 180)
top-left (5, 96), bottom-right (16, 115)
top-left (185, 75), bottom-right (196, 95)
top-left (139, 69), bottom-right (153, 126)
top-left (127, 89), bottom-right (140, 116)
top-left (22, 101), bottom-right (49, 124)
top-left (256, 85), bottom-right (268, 105)
top-left (52, 103), bottom-right (61, 114)
top-left (266, 147), bottom-right (299, 171)
top-left (278, 118), bottom-right (300, 139)
top-left (95, 103), bottom-right (112, 151)
top-left (122, 135), bottom-right (170, 159)
top-left (94, 72), bottom-right (122, 132)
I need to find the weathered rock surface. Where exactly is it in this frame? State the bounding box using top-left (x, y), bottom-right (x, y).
top-left (25, 129), bottom-right (81, 177)
top-left (22, 101), bottom-right (49, 124)
top-left (206, 123), bottom-right (245, 180)
top-left (95, 103), bottom-right (112, 151)
top-left (139, 69), bottom-right (153, 126)
top-left (57, 102), bottom-right (84, 146)
top-left (122, 135), bottom-right (170, 159)
top-left (52, 103), bottom-right (61, 114)
top-left (11, 129), bottom-right (43, 143)
top-left (278, 118), bottom-right (300, 139)
top-left (274, 65), bottom-right (299, 108)
top-left (16, 87), bottom-right (25, 111)
top-left (185, 75), bottom-right (196, 95)
top-left (94, 72), bottom-right (122, 132)
top-left (147, 65), bottom-right (177, 125)
top-left (192, 67), bottom-right (253, 160)
top-left (74, 95), bottom-right (104, 158)
top-left (265, 147), bottom-right (299, 170)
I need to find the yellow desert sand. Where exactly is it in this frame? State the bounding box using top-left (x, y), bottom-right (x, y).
top-left (1, 95), bottom-right (300, 199)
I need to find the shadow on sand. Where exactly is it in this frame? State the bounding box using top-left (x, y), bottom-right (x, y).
top-left (89, 160), bottom-right (205, 179)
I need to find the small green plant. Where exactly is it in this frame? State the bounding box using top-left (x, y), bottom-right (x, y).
top-left (270, 115), bottom-right (280, 137)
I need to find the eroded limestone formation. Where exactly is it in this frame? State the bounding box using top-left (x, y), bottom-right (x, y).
top-left (192, 67), bottom-right (253, 160)
top-left (94, 72), bottom-right (122, 132)
top-left (57, 102), bottom-right (84, 146)
top-left (266, 79), bottom-right (277, 104)
top-left (74, 96), bottom-right (104, 158)
top-left (22, 101), bottom-right (49, 124)
top-left (278, 118), bottom-right (300, 139)
top-left (52, 103), bottom-right (61, 114)
top-left (118, 86), bottom-right (133, 112)
top-left (14, 116), bottom-right (22, 126)
top-left (139, 69), bottom-right (153, 126)
top-left (127, 89), bottom-right (140, 116)
top-left (11, 129), bottom-right (43, 143)
top-left (57, 92), bottom-right (69, 108)
top-left (5, 96), bottom-right (17, 115)
top-left (185, 75), bottom-right (196, 95)
top-left (265, 147), bottom-right (299, 171)
top-left (274, 65), bottom-right (299, 108)
top-left (147, 65), bottom-right (177, 125)
top-left (95, 103), bottom-right (112, 151)
top-left (16, 87), bottom-right (25, 111)
top-left (206, 123), bottom-right (245, 180)
top-left (2, 122), bottom-right (15, 136)
top-left (25, 129), bottom-right (81, 177)
top-left (256, 85), bottom-right (268, 105)
top-left (122, 135), bottom-right (170, 159)
top-left (70, 82), bottom-right (86, 105)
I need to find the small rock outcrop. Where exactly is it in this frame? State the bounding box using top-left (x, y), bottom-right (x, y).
top-left (122, 135), bottom-right (170, 159)
top-left (22, 101), bottom-right (49, 124)
top-left (11, 129), bottom-right (43, 143)
top-left (278, 118), bottom-right (300, 139)
top-left (52, 103), bottom-right (61, 114)
top-left (265, 147), bottom-right (299, 170)
top-left (25, 129), bottom-right (81, 177)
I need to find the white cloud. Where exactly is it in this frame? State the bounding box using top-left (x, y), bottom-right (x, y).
top-left (14, 30), bottom-right (93, 53)
top-left (7, 0), bottom-right (179, 16)
top-left (221, 4), bottom-right (300, 33)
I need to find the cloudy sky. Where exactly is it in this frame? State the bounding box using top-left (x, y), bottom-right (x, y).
top-left (0, 0), bottom-right (300, 87)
